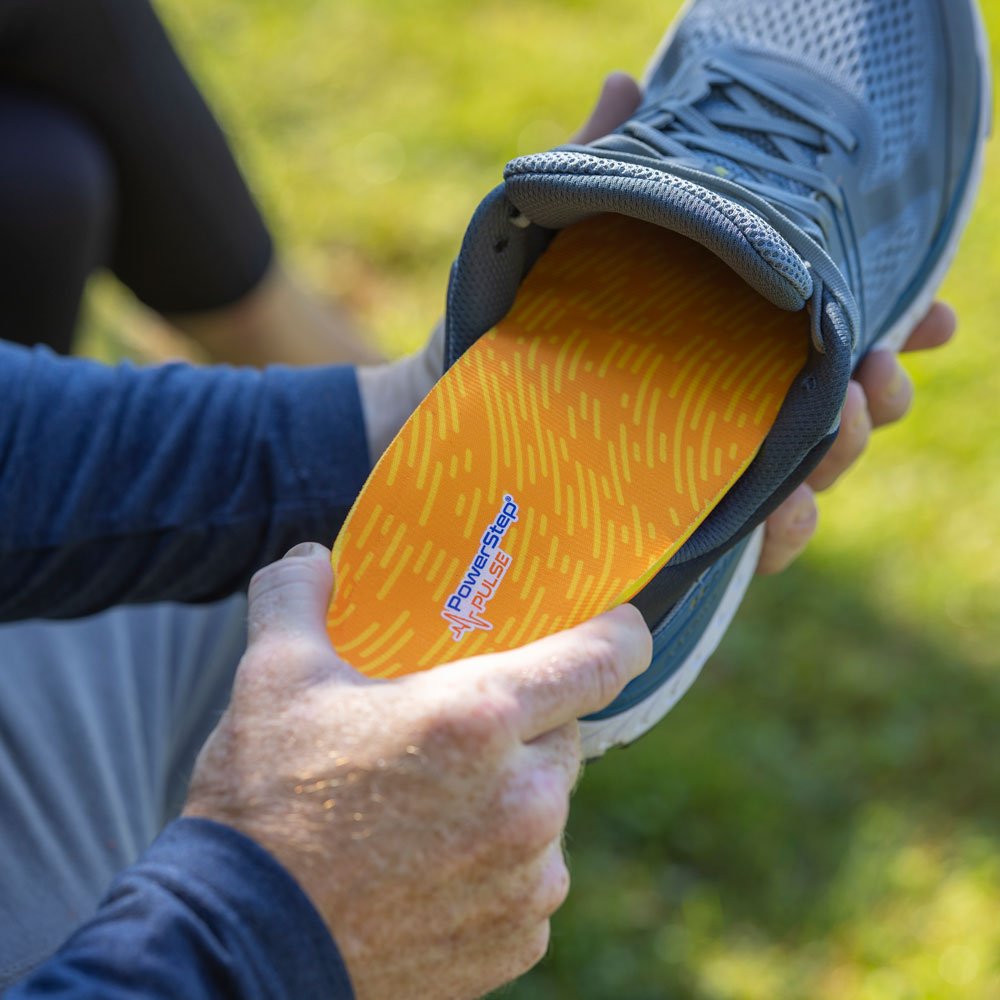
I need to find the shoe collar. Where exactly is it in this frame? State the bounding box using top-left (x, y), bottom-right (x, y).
top-left (502, 148), bottom-right (860, 357)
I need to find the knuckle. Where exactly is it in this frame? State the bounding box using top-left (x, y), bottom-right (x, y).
top-left (880, 380), bottom-right (913, 423)
top-left (495, 776), bottom-right (570, 860)
top-left (760, 492), bottom-right (816, 574)
top-left (547, 722), bottom-right (584, 779)
top-left (526, 796), bottom-right (569, 851)
top-left (847, 427), bottom-right (870, 463)
top-left (815, 407), bottom-right (869, 488)
top-left (539, 778), bottom-right (573, 833)
top-left (249, 556), bottom-right (328, 601)
top-left (843, 377), bottom-right (867, 413)
top-left (230, 646), bottom-right (276, 693)
top-left (493, 812), bottom-right (548, 864)
top-left (512, 922), bottom-right (552, 974)
top-left (249, 632), bottom-right (322, 672)
top-left (834, 423), bottom-right (864, 460)
top-left (247, 560), bottom-right (280, 599)
top-left (232, 634), bottom-right (328, 706)
top-left (534, 851), bottom-right (570, 917)
top-left (247, 562), bottom-right (331, 644)
top-left (582, 634), bottom-right (630, 709)
top-left (837, 390), bottom-right (869, 443)
top-left (786, 501), bottom-right (818, 539)
top-left (420, 691), bottom-right (516, 756)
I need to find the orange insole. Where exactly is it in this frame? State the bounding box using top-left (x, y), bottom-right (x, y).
top-left (327, 213), bottom-right (807, 677)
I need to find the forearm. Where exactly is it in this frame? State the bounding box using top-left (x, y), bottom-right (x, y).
top-left (5, 819), bottom-right (354, 1000)
top-left (0, 341), bottom-right (369, 620)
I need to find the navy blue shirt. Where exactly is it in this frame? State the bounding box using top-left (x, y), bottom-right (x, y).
top-left (0, 341), bottom-right (370, 620)
top-left (6, 821), bottom-right (354, 1000)
top-left (1, 340), bottom-right (367, 998)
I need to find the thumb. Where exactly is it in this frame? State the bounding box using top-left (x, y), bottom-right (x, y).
top-left (247, 543), bottom-right (335, 649)
top-left (570, 71), bottom-right (642, 145)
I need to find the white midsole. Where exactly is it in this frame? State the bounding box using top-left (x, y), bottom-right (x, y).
top-left (579, 524), bottom-right (764, 757)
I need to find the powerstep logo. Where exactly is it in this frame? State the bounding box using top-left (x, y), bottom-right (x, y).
top-left (441, 495), bottom-right (519, 641)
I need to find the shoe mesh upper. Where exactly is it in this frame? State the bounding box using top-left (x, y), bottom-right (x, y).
top-left (855, 190), bottom-right (939, 321)
top-left (676, 0), bottom-right (931, 178)
top-left (860, 213), bottom-right (921, 310)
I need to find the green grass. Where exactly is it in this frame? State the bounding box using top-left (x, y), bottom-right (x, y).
top-left (93, 2), bottom-right (1000, 995)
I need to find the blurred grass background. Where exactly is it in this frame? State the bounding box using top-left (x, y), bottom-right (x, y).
top-left (84, 1), bottom-right (1000, 996)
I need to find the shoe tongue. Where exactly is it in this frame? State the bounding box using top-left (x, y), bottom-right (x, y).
top-left (503, 149), bottom-right (813, 312)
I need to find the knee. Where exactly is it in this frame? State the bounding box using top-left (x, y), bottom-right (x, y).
top-left (0, 93), bottom-right (116, 268)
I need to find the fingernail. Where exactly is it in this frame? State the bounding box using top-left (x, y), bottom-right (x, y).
top-left (284, 542), bottom-right (326, 560)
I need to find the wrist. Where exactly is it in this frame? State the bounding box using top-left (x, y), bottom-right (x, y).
top-left (357, 321), bottom-right (442, 463)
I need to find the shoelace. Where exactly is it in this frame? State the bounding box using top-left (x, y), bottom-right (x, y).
top-left (575, 57), bottom-right (861, 354)
top-left (596, 58), bottom-right (858, 246)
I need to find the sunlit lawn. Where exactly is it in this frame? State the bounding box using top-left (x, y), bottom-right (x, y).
top-left (87, 1), bottom-right (1000, 995)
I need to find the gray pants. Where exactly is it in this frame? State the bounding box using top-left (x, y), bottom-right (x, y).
top-left (0, 597), bottom-right (247, 989)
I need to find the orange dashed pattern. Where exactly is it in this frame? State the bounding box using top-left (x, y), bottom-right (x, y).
top-left (328, 214), bottom-right (808, 677)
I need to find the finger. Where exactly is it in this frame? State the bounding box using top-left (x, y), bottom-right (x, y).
top-left (807, 380), bottom-right (871, 491)
top-left (854, 350), bottom-right (914, 427)
top-left (526, 721), bottom-right (583, 793)
top-left (470, 920), bottom-right (553, 994)
top-left (456, 836), bottom-right (569, 938)
top-left (534, 837), bottom-right (571, 919)
top-left (569, 72), bottom-right (642, 144)
top-left (453, 605), bottom-right (652, 742)
top-left (247, 543), bottom-right (335, 648)
top-left (756, 483), bottom-right (818, 575)
top-left (900, 301), bottom-right (957, 353)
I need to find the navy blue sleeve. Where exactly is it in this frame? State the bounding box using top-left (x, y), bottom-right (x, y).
top-left (4, 818), bottom-right (355, 1000)
top-left (0, 340), bottom-right (371, 620)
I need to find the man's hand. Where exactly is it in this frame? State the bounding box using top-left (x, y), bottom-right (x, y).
top-left (183, 543), bottom-right (651, 1000)
top-left (757, 302), bottom-right (957, 573)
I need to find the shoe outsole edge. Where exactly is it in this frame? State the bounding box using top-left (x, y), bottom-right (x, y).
top-left (579, 523), bottom-right (763, 757)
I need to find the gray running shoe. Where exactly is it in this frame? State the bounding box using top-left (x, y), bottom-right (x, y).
top-left (444, 0), bottom-right (992, 755)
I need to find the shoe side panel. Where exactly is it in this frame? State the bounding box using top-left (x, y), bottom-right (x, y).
top-left (582, 534), bottom-right (751, 722)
